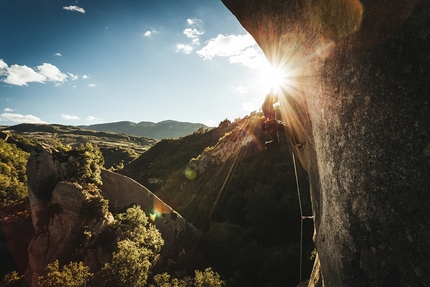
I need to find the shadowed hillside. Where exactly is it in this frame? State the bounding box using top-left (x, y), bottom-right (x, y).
top-left (121, 114), bottom-right (315, 286)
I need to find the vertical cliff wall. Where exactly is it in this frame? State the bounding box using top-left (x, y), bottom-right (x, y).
top-left (221, 0), bottom-right (430, 285)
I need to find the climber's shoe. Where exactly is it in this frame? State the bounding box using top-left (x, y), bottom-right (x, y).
top-left (265, 140), bottom-right (279, 150)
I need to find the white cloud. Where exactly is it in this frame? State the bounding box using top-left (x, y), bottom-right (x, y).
top-left (234, 86), bottom-right (249, 95)
top-left (0, 59), bottom-right (7, 75)
top-left (55, 53), bottom-right (62, 57)
top-left (186, 18), bottom-right (203, 28)
top-left (87, 116), bottom-right (101, 122)
top-left (0, 113), bottom-right (46, 124)
top-left (3, 64), bottom-right (46, 86)
top-left (61, 114), bottom-right (80, 120)
top-left (37, 63), bottom-right (68, 83)
top-left (63, 5), bottom-right (85, 14)
top-left (88, 83), bottom-right (96, 87)
top-left (176, 18), bottom-right (204, 55)
top-left (197, 34), bottom-right (267, 68)
top-left (144, 29), bottom-right (158, 37)
top-left (183, 28), bottom-right (203, 45)
top-left (4, 108), bottom-right (13, 112)
top-left (0, 60), bottom-right (69, 86)
top-left (175, 44), bottom-right (193, 54)
top-left (242, 101), bottom-right (257, 112)
top-left (68, 72), bottom-right (78, 81)
top-left (82, 75), bottom-right (89, 79)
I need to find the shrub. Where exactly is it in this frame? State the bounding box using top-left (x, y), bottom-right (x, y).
top-left (38, 260), bottom-right (93, 287)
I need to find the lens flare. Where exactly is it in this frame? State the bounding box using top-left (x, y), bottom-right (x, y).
top-left (149, 209), bottom-right (161, 221)
top-left (185, 167), bottom-right (196, 180)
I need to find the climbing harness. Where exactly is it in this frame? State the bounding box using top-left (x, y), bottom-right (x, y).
top-left (292, 151), bottom-right (314, 285)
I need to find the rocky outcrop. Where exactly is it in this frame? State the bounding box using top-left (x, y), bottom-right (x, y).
top-left (99, 169), bottom-right (197, 256)
top-left (221, 0), bottom-right (430, 286)
top-left (24, 144), bottom-right (198, 286)
top-left (189, 123), bottom-right (255, 174)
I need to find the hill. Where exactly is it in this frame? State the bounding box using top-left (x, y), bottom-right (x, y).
top-left (120, 114), bottom-right (315, 286)
top-left (1, 123), bottom-right (158, 169)
top-left (79, 120), bottom-right (209, 139)
top-left (1, 115), bottom-right (315, 286)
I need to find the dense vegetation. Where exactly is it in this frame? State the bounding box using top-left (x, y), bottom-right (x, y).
top-left (1, 114), bottom-right (314, 287)
top-left (120, 114), bottom-right (315, 286)
top-left (0, 139), bottom-right (29, 206)
top-left (0, 124), bottom-right (155, 169)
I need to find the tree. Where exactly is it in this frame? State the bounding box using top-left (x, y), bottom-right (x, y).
top-left (0, 140), bottom-right (29, 206)
top-left (99, 205), bottom-right (164, 286)
top-left (194, 268), bottom-right (224, 287)
top-left (38, 260), bottom-right (93, 287)
top-left (100, 239), bottom-right (152, 287)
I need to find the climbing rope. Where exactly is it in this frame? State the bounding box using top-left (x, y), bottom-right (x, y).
top-left (292, 151), bottom-right (304, 284)
top-left (292, 151), bottom-right (314, 285)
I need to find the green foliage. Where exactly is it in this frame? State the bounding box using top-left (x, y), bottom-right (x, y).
top-left (0, 140), bottom-right (29, 206)
top-left (81, 184), bottom-right (109, 219)
top-left (75, 143), bottom-right (104, 185)
top-left (100, 146), bottom-right (138, 170)
top-left (153, 273), bottom-right (186, 287)
top-left (116, 205), bottom-right (164, 255)
top-left (194, 268), bottom-right (224, 287)
top-left (120, 123), bottom-right (235, 192)
top-left (99, 205), bottom-right (164, 286)
top-left (100, 239), bottom-right (152, 287)
top-left (121, 113), bottom-right (314, 286)
top-left (152, 268), bottom-right (224, 287)
top-left (38, 260), bottom-right (93, 287)
top-left (0, 271), bottom-right (23, 287)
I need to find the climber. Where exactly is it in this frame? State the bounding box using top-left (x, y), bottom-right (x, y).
top-left (261, 91), bottom-right (303, 149)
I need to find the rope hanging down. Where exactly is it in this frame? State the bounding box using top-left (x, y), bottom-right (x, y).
top-left (291, 151), bottom-right (314, 285)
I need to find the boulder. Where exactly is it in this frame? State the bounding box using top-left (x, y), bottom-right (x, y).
top-left (24, 144), bottom-right (199, 286)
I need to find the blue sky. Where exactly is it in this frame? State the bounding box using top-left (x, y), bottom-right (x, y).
top-left (0, 0), bottom-right (274, 127)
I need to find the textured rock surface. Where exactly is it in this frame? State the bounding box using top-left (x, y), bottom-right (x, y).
top-left (24, 144), bottom-right (198, 286)
top-left (222, 0), bottom-right (430, 286)
top-left (100, 169), bottom-right (197, 256)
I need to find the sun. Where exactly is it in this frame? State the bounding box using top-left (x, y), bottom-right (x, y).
top-left (260, 65), bottom-right (290, 94)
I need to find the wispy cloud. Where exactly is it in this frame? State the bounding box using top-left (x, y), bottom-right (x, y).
top-left (144, 29), bottom-right (158, 38)
top-left (0, 59), bottom-right (68, 86)
top-left (197, 33), bottom-right (267, 69)
top-left (242, 100), bottom-right (258, 112)
top-left (63, 5), bottom-right (85, 14)
top-left (82, 75), bottom-right (89, 79)
top-left (234, 86), bottom-right (249, 95)
top-left (176, 18), bottom-right (204, 54)
top-left (61, 114), bottom-right (80, 120)
top-left (55, 53), bottom-right (62, 57)
top-left (88, 83), bottom-right (96, 87)
top-left (87, 116), bottom-right (101, 122)
top-left (175, 44), bottom-right (193, 54)
top-left (0, 113), bottom-right (46, 124)
top-left (183, 28), bottom-right (204, 45)
top-left (68, 72), bottom-right (78, 81)
top-left (4, 108), bottom-right (13, 112)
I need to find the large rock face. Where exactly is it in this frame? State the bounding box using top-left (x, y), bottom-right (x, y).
top-left (221, 0), bottom-right (430, 286)
top-left (25, 144), bottom-right (198, 286)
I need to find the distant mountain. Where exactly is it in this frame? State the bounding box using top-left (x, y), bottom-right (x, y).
top-left (79, 120), bottom-right (209, 139)
top-left (2, 123), bottom-right (158, 169)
